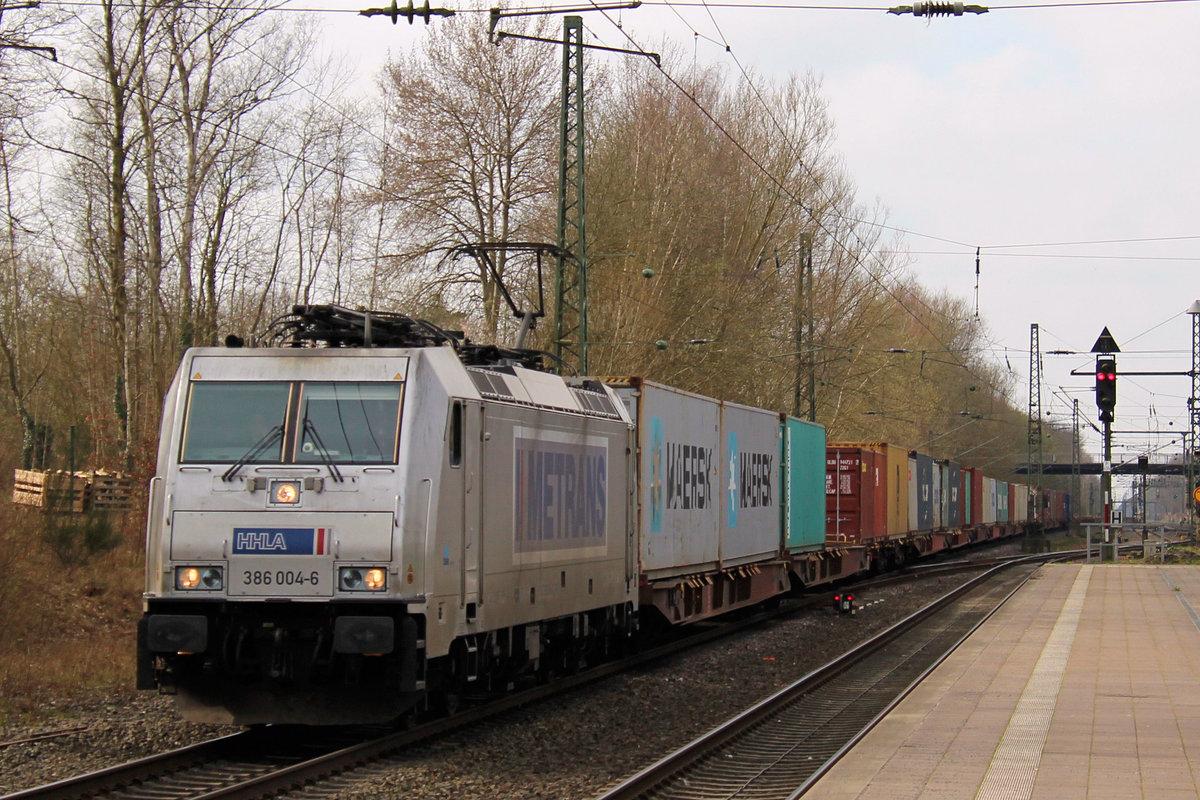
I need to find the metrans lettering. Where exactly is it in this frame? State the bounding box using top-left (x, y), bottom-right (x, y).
top-left (514, 438), bottom-right (608, 553)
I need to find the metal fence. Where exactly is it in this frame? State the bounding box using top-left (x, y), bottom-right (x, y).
top-left (1082, 522), bottom-right (1169, 563)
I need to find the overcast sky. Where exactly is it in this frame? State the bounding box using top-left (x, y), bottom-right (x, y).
top-left (311, 0), bottom-right (1200, 473)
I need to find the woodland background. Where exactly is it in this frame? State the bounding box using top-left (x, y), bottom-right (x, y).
top-left (0, 1), bottom-right (1077, 709)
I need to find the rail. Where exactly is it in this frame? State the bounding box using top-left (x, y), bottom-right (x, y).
top-left (591, 554), bottom-right (1066, 800)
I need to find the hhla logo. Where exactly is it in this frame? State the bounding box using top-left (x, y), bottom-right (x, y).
top-left (236, 531), bottom-right (287, 551)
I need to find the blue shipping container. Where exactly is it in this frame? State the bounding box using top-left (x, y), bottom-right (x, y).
top-left (912, 451), bottom-right (934, 531)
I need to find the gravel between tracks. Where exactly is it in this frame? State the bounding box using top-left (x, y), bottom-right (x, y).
top-left (0, 571), bottom-right (995, 798)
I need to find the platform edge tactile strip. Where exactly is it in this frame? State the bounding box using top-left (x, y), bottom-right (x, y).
top-left (972, 565), bottom-right (1093, 800)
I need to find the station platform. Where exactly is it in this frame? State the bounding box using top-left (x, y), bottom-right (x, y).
top-left (805, 564), bottom-right (1200, 800)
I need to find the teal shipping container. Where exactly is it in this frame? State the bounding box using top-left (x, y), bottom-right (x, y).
top-left (783, 416), bottom-right (827, 552)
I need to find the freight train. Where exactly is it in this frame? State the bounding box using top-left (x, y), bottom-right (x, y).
top-left (136, 305), bottom-right (1070, 725)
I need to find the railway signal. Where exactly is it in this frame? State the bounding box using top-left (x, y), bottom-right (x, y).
top-left (834, 593), bottom-right (854, 614)
top-left (1095, 357), bottom-right (1117, 422)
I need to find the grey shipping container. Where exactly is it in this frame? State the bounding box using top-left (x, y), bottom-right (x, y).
top-left (720, 402), bottom-right (785, 567)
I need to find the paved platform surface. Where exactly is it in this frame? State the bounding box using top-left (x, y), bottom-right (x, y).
top-left (805, 564), bottom-right (1200, 800)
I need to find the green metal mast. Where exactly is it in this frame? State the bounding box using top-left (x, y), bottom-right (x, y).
top-left (553, 15), bottom-right (587, 375)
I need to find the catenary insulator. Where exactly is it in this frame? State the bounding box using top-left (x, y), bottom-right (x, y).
top-left (914, 1), bottom-right (964, 14)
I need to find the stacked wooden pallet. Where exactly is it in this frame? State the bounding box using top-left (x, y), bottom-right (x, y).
top-left (12, 468), bottom-right (135, 513)
top-left (90, 470), bottom-right (136, 510)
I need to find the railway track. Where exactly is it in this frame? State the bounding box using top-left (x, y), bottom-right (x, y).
top-left (1, 550), bottom-right (1068, 800)
top-left (0, 725), bottom-right (396, 800)
top-left (592, 555), bottom-right (1058, 800)
top-left (3, 599), bottom-right (829, 800)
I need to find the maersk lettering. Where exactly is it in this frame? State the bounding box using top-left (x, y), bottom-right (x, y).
top-left (739, 452), bottom-right (774, 508)
top-left (665, 442), bottom-right (712, 510)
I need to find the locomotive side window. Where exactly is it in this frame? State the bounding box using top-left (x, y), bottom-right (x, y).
top-left (181, 382), bottom-right (292, 463)
top-left (448, 400), bottom-right (463, 467)
top-left (295, 382), bottom-right (403, 464)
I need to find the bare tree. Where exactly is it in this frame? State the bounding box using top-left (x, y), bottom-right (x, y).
top-left (0, 117), bottom-right (57, 469)
top-left (0, 7), bottom-right (63, 469)
top-left (586, 61), bottom-right (852, 403)
top-left (157, 1), bottom-right (307, 349)
top-left (379, 17), bottom-right (559, 340)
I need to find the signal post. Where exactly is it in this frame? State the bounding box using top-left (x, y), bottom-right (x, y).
top-left (1093, 328), bottom-right (1119, 562)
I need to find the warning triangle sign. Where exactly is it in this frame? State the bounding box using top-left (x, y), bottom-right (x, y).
top-left (1091, 326), bottom-right (1120, 354)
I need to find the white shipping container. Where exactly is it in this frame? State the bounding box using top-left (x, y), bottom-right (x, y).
top-left (720, 402), bottom-right (784, 567)
top-left (613, 380), bottom-right (784, 579)
top-left (615, 381), bottom-right (721, 578)
top-left (1013, 484), bottom-right (1030, 523)
top-left (983, 477), bottom-right (998, 524)
top-left (931, 461), bottom-right (945, 530)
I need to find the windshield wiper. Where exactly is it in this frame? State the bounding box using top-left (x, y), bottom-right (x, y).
top-left (303, 419), bottom-right (345, 483)
top-left (222, 425), bottom-right (284, 482)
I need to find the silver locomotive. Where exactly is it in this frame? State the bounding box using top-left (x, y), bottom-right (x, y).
top-left (137, 306), bottom-right (638, 725)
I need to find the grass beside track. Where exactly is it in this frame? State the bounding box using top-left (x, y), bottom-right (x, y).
top-left (0, 503), bottom-right (144, 724)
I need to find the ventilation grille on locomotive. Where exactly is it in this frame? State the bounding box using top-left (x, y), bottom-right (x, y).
top-left (468, 369), bottom-right (516, 400)
top-left (571, 388), bottom-right (621, 419)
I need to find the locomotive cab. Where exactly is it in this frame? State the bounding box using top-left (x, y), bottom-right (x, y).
top-left (139, 345), bottom-right (433, 724)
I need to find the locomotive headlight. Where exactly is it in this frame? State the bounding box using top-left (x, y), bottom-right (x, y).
top-left (176, 566), bottom-right (224, 590)
top-left (270, 479), bottom-right (301, 505)
top-left (365, 568), bottom-right (387, 590)
top-left (339, 567), bottom-right (387, 592)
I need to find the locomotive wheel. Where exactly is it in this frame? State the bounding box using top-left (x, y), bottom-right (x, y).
top-left (434, 642), bottom-right (469, 716)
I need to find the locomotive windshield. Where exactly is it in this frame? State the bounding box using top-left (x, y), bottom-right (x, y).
top-left (296, 382), bottom-right (403, 464)
top-left (180, 380), bottom-right (404, 465)
top-left (182, 382), bottom-right (291, 463)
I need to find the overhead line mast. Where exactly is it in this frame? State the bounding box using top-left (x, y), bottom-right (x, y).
top-left (554, 16), bottom-right (588, 375)
top-left (490, 4), bottom-right (648, 376)
top-left (1028, 323), bottom-right (1043, 527)
top-left (1189, 301), bottom-right (1200, 531)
